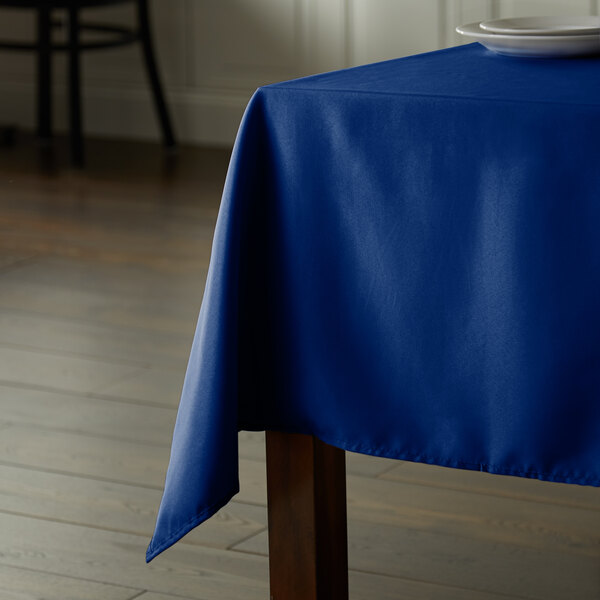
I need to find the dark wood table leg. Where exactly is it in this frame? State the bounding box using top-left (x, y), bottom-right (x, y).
top-left (266, 431), bottom-right (348, 600)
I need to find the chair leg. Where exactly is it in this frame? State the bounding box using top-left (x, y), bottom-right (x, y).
top-left (68, 6), bottom-right (84, 167)
top-left (37, 6), bottom-right (52, 141)
top-left (137, 0), bottom-right (176, 148)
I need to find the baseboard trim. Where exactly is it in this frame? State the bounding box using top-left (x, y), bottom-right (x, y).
top-left (0, 81), bottom-right (250, 147)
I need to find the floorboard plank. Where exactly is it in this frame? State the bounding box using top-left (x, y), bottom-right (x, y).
top-left (132, 595), bottom-right (196, 600)
top-left (0, 250), bottom-right (36, 271)
top-left (0, 564), bottom-right (140, 600)
top-left (0, 464), bottom-right (267, 550)
top-left (234, 457), bottom-right (600, 557)
top-left (0, 256), bottom-right (206, 300)
top-left (0, 309), bottom-right (193, 368)
top-left (0, 279), bottom-right (202, 335)
top-left (382, 462), bottom-right (600, 511)
top-left (0, 424), bottom-right (266, 503)
top-left (0, 385), bottom-right (177, 444)
top-left (348, 570), bottom-right (516, 600)
top-left (0, 212), bottom-right (215, 270)
top-left (0, 424), bottom-right (170, 488)
top-left (0, 346), bottom-right (145, 395)
top-left (345, 472), bottom-right (600, 556)
top-left (135, 572), bottom-right (521, 600)
top-left (232, 522), bottom-right (599, 600)
top-left (93, 367), bottom-right (186, 407)
top-left (0, 513), bottom-right (269, 600)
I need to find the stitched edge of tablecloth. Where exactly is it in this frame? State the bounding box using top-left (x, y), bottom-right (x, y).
top-left (146, 484), bottom-right (240, 563)
top-left (240, 423), bottom-right (600, 487)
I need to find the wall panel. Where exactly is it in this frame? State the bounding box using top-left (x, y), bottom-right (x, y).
top-left (348, 0), bottom-right (442, 65)
top-left (496, 0), bottom-right (596, 18)
top-left (0, 0), bottom-right (592, 146)
top-left (0, 8), bottom-right (34, 81)
top-left (189, 0), bottom-right (307, 91)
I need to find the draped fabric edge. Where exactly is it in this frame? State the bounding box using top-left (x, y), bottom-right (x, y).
top-left (146, 484), bottom-right (240, 563)
top-left (146, 424), bottom-right (599, 561)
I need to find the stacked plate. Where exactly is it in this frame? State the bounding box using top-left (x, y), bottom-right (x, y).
top-left (456, 16), bottom-right (600, 58)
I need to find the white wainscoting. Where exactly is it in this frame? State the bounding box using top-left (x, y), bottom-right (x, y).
top-left (0, 0), bottom-right (597, 146)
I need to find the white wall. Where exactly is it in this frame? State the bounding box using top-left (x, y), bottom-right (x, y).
top-left (0, 0), bottom-right (597, 146)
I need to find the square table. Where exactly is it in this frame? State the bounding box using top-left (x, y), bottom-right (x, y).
top-left (147, 43), bottom-right (600, 599)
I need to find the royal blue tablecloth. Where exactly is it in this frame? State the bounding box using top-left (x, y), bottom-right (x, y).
top-left (147, 43), bottom-right (600, 561)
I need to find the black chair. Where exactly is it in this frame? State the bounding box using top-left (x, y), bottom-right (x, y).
top-left (0, 0), bottom-right (176, 166)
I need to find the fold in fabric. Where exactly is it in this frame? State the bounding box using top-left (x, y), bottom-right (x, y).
top-left (147, 44), bottom-right (600, 562)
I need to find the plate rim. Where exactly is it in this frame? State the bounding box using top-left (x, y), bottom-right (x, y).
top-left (456, 21), bottom-right (600, 42)
top-left (455, 21), bottom-right (600, 58)
top-left (479, 15), bottom-right (600, 36)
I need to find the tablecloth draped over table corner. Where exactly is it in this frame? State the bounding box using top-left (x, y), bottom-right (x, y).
top-left (146, 43), bottom-right (600, 562)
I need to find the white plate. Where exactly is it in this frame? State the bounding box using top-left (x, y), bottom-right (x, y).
top-left (456, 22), bottom-right (600, 58)
top-left (480, 15), bottom-right (600, 36)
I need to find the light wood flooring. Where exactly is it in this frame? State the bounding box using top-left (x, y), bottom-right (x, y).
top-left (0, 136), bottom-right (598, 600)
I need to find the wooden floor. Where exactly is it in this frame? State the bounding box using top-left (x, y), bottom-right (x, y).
top-left (0, 135), bottom-right (598, 600)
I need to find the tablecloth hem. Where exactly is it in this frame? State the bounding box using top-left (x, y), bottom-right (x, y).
top-left (239, 424), bottom-right (599, 487)
top-left (145, 484), bottom-right (240, 563)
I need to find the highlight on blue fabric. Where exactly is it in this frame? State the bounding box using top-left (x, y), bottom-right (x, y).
top-left (147, 43), bottom-right (600, 562)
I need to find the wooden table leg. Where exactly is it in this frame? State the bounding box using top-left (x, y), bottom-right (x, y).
top-left (266, 431), bottom-right (348, 600)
